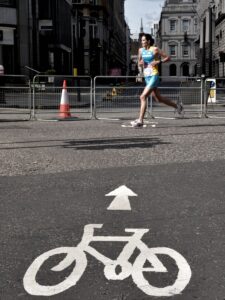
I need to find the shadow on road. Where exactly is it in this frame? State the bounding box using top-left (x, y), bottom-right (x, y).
top-left (180, 123), bottom-right (225, 128)
top-left (0, 137), bottom-right (169, 150)
top-left (63, 137), bottom-right (169, 150)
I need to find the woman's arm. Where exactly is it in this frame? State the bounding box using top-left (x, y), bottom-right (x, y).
top-left (138, 48), bottom-right (144, 66)
top-left (158, 48), bottom-right (171, 63)
top-left (151, 47), bottom-right (170, 67)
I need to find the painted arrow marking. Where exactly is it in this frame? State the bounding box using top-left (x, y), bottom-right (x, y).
top-left (106, 185), bottom-right (137, 211)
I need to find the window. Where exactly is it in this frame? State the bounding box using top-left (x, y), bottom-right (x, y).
top-left (89, 19), bottom-right (98, 39)
top-left (169, 45), bottom-right (176, 56)
top-left (0, 0), bottom-right (15, 6)
top-left (194, 45), bottom-right (198, 59)
top-left (182, 63), bottom-right (189, 76)
top-left (170, 64), bottom-right (177, 76)
top-left (216, 35), bottom-right (220, 46)
top-left (39, 0), bottom-right (51, 19)
top-left (194, 18), bottom-right (198, 33)
top-left (170, 20), bottom-right (176, 32)
top-left (219, 0), bottom-right (222, 12)
top-left (182, 19), bottom-right (189, 32)
top-left (48, 52), bottom-right (54, 69)
top-left (80, 19), bottom-right (86, 38)
top-left (215, 59), bottom-right (219, 77)
top-left (182, 45), bottom-right (189, 56)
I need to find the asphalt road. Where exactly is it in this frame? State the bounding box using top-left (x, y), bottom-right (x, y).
top-left (1, 116), bottom-right (225, 299)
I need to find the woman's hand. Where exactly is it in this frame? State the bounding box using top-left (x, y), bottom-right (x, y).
top-left (149, 60), bottom-right (160, 67)
top-left (139, 59), bottom-right (144, 66)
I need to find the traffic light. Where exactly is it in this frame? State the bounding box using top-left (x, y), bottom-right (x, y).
top-left (0, 30), bottom-right (3, 41)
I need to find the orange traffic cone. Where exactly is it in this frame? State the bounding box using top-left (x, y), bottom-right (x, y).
top-left (59, 80), bottom-right (71, 118)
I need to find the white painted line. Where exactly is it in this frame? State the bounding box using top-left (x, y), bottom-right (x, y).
top-left (153, 116), bottom-right (176, 120)
top-left (121, 124), bottom-right (147, 128)
top-left (99, 117), bottom-right (121, 121)
top-left (144, 120), bottom-right (158, 124)
top-left (106, 185), bottom-right (137, 210)
top-left (207, 115), bottom-right (225, 119)
top-left (132, 247), bottom-right (192, 297)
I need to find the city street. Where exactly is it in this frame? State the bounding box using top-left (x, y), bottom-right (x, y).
top-left (1, 116), bottom-right (225, 299)
top-left (1, 0), bottom-right (225, 297)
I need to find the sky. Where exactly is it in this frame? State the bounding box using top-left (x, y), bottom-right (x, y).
top-left (125, 0), bottom-right (165, 38)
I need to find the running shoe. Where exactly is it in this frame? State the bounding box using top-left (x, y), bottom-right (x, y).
top-left (130, 119), bottom-right (144, 128)
top-left (176, 103), bottom-right (184, 116)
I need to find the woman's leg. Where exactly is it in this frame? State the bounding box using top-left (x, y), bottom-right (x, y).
top-left (152, 88), bottom-right (177, 109)
top-left (138, 86), bottom-right (153, 122)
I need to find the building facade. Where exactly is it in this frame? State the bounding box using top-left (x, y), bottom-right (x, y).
top-left (0, 0), bottom-right (73, 75)
top-left (130, 20), bottom-right (143, 76)
top-left (0, 0), bottom-right (129, 76)
top-left (0, 0), bottom-right (17, 74)
top-left (196, 0), bottom-right (215, 76)
top-left (214, 0), bottom-right (225, 77)
top-left (196, 0), bottom-right (225, 77)
top-left (72, 0), bottom-right (128, 77)
top-left (158, 0), bottom-right (199, 77)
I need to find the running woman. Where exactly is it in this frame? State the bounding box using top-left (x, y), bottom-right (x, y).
top-left (131, 33), bottom-right (183, 128)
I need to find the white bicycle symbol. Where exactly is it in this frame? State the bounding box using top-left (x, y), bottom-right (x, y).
top-left (23, 224), bottom-right (192, 297)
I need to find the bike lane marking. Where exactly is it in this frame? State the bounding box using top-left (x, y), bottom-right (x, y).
top-left (23, 185), bottom-right (192, 298)
top-left (23, 224), bottom-right (192, 297)
top-left (2, 161), bottom-right (224, 299)
top-left (106, 185), bottom-right (137, 210)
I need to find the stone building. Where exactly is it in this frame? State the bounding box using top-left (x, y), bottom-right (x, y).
top-left (214, 0), bottom-right (225, 77)
top-left (129, 20), bottom-right (143, 76)
top-left (0, 0), bottom-right (129, 76)
top-left (196, 0), bottom-right (225, 77)
top-left (196, 0), bottom-right (215, 76)
top-left (0, 0), bottom-right (17, 73)
top-left (158, 0), bottom-right (199, 77)
top-left (72, 0), bottom-right (129, 77)
top-left (36, 0), bottom-right (73, 75)
top-left (0, 0), bottom-right (73, 75)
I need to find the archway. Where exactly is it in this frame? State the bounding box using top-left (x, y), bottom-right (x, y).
top-left (169, 64), bottom-right (177, 76)
top-left (181, 63), bottom-right (189, 76)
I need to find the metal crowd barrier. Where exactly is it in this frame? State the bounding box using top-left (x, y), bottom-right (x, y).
top-left (0, 75), bottom-right (31, 121)
top-left (93, 76), bottom-right (146, 120)
top-left (148, 76), bottom-right (204, 119)
top-left (204, 78), bottom-right (225, 118)
top-left (32, 75), bottom-right (92, 120)
top-left (93, 76), bottom-right (204, 120)
top-left (1, 75), bottom-right (225, 122)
